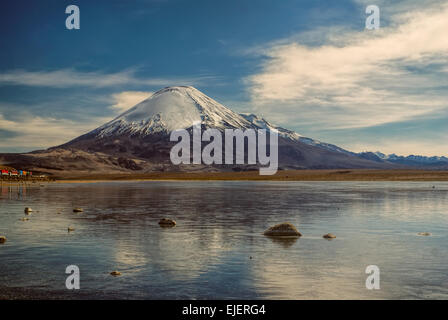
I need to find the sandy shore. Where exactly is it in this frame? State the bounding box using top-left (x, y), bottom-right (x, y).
top-left (52, 169), bottom-right (448, 183)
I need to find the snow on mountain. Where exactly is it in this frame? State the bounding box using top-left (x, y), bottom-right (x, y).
top-left (92, 86), bottom-right (253, 138)
top-left (73, 85), bottom-right (448, 167)
top-left (239, 113), bottom-right (353, 155)
top-left (373, 152), bottom-right (387, 159)
top-left (371, 151), bottom-right (448, 164)
top-left (88, 86), bottom-right (356, 157)
top-left (12, 86), bottom-right (411, 173)
top-left (239, 113), bottom-right (301, 140)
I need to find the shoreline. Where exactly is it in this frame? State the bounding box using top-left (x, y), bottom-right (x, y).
top-left (50, 169), bottom-right (448, 183)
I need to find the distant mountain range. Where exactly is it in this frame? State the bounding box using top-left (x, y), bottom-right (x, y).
top-left (358, 152), bottom-right (448, 167)
top-left (0, 86), bottom-right (447, 175)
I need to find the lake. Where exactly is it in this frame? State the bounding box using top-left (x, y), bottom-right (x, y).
top-left (0, 181), bottom-right (447, 299)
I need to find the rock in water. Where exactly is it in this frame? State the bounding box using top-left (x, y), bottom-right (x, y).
top-left (20, 218), bottom-right (29, 222)
top-left (73, 208), bottom-right (83, 213)
top-left (418, 232), bottom-right (431, 236)
top-left (68, 227), bottom-right (75, 232)
top-left (263, 222), bottom-right (302, 237)
top-left (0, 236), bottom-right (6, 244)
top-left (158, 218), bottom-right (176, 227)
top-left (24, 207), bottom-right (32, 214)
top-left (110, 271), bottom-right (121, 276)
top-left (268, 236), bottom-right (298, 248)
top-left (323, 233), bottom-right (336, 239)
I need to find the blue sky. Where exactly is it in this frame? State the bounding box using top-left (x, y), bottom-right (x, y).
top-left (0, 0), bottom-right (447, 155)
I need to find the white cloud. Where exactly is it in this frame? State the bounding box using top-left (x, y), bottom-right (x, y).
top-left (110, 91), bottom-right (153, 113)
top-left (0, 69), bottom-right (135, 88)
top-left (0, 68), bottom-right (216, 88)
top-left (0, 113), bottom-right (109, 151)
top-left (246, 2), bottom-right (448, 130)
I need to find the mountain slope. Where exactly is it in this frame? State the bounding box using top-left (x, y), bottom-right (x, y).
top-left (367, 152), bottom-right (448, 167)
top-left (239, 113), bottom-right (354, 155)
top-left (1, 86), bottom-right (402, 174)
top-left (90, 86), bottom-right (254, 138)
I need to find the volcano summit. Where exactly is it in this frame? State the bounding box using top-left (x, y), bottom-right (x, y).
top-left (0, 86), bottom-right (397, 175)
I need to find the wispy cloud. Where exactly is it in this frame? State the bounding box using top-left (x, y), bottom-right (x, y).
top-left (0, 113), bottom-right (108, 152)
top-left (246, 2), bottom-right (448, 130)
top-left (110, 91), bottom-right (153, 113)
top-left (0, 68), bottom-right (217, 88)
top-left (0, 90), bottom-right (152, 152)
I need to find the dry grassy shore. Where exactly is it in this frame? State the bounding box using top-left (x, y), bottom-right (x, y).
top-left (0, 178), bottom-right (51, 186)
top-left (53, 169), bottom-right (448, 183)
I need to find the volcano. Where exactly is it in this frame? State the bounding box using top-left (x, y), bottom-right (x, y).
top-left (0, 86), bottom-right (397, 175)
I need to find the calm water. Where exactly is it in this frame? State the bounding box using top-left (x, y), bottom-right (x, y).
top-left (0, 181), bottom-right (448, 299)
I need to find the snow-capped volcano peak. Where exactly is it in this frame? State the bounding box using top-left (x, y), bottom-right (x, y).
top-left (50, 86), bottom-right (417, 171)
top-left (87, 86), bottom-right (353, 157)
top-left (92, 86), bottom-right (253, 137)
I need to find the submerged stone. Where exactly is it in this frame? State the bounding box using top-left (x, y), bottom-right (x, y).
top-left (73, 208), bottom-right (83, 213)
top-left (0, 236), bottom-right (6, 244)
top-left (24, 207), bottom-right (32, 214)
top-left (159, 218), bottom-right (176, 227)
top-left (263, 222), bottom-right (302, 237)
top-left (418, 232), bottom-right (431, 236)
top-left (323, 233), bottom-right (336, 239)
top-left (110, 271), bottom-right (121, 276)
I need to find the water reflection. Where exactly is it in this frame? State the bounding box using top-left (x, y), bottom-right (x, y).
top-left (0, 181), bottom-right (448, 299)
top-left (265, 236), bottom-right (298, 248)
